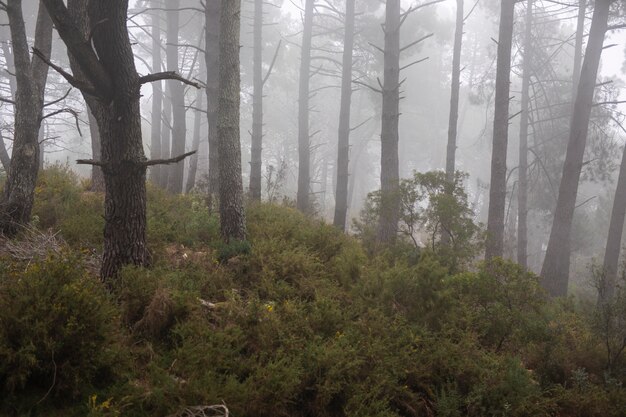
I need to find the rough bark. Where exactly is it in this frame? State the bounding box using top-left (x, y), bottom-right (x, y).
top-left (87, 106), bottom-right (105, 191)
top-left (218, 0), bottom-right (247, 241)
top-left (296, 0), bottom-right (314, 213)
top-left (249, 0), bottom-right (264, 201)
top-left (149, 5), bottom-right (163, 185)
top-left (445, 0), bottom-right (463, 182)
top-left (206, 0), bottom-right (220, 208)
top-left (165, 0), bottom-right (186, 194)
top-left (601, 143), bottom-right (626, 303)
top-left (540, 0), bottom-right (611, 297)
top-left (484, 0), bottom-right (515, 260)
top-left (376, 0), bottom-right (401, 244)
top-left (0, 0), bottom-right (53, 235)
top-left (517, 0), bottom-right (533, 269)
top-left (332, 0), bottom-right (355, 231)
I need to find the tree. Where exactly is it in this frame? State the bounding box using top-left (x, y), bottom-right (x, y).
top-left (540, 0), bottom-right (614, 297)
top-left (39, 0), bottom-right (197, 281)
top-left (87, 106), bottom-right (104, 192)
top-left (0, 0), bottom-right (53, 235)
top-left (185, 64), bottom-right (205, 194)
top-left (376, 0), bottom-right (401, 244)
top-left (218, 0), bottom-right (247, 241)
top-left (166, 1), bottom-right (187, 194)
top-left (445, 0), bottom-right (463, 182)
top-left (297, 0), bottom-right (315, 212)
top-left (149, 4), bottom-right (163, 185)
top-left (206, 0), bottom-right (220, 209)
top-left (332, 0), bottom-right (356, 230)
top-left (517, 0), bottom-right (533, 269)
top-left (484, 0), bottom-right (515, 260)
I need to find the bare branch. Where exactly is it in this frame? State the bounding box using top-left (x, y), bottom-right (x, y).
top-left (139, 71), bottom-right (201, 88)
top-left (262, 40), bottom-right (282, 86)
top-left (31, 47), bottom-right (98, 95)
top-left (143, 150), bottom-right (197, 167)
top-left (43, 88), bottom-right (72, 108)
top-left (400, 33), bottom-right (433, 53)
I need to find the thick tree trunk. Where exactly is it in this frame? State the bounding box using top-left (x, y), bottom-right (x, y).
top-left (445, 0), bottom-right (463, 182)
top-left (218, 0), bottom-right (247, 241)
top-left (540, 0), bottom-right (611, 297)
top-left (572, 0), bottom-right (586, 96)
top-left (517, 0), bottom-right (533, 269)
top-left (166, 0), bottom-right (186, 194)
top-left (601, 143), bottom-right (626, 303)
top-left (249, 0), bottom-right (264, 201)
top-left (333, 0), bottom-right (355, 231)
top-left (296, 0), bottom-right (314, 213)
top-left (485, 0), bottom-right (515, 260)
top-left (0, 1), bottom-right (52, 235)
top-left (185, 86), bottom-right (204, 193)
top-left (206, 0), bottom-right (220, 208)
top-left (87, 106), bottom-right (105, 192)
top-left (376, 0), bottom-right (401, 244)
top-left (149, 6), bottom-right (163, 185)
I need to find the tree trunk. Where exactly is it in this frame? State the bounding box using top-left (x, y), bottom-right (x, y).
top-left (484, 0), bottom-right (515, 260)
top-left (149, 5), bottom-right (163, 185)
top-left (601, 143), bottom-right (626, 304)
top-left (206, 0), bottom-right (220, 209)
top-left (517, 0), bottom-right (533, 269)
top-left (296, 0), bottom-right (314, 213)
top-left (0, 0), bottom-right (53, 235)
top-left (159, 86), bottom-right (172, 188)
top-left (166, 0), bottom-right (186, 194)
top-left (445, 0), bottom-right (463, 182)
top-left (87, 106), bottom-right (105, 191)
top-left (185, 84), bottom-right (204, 193)
top-left (572, 0), bottom-right (586, 96)
top-left (376, 0), bottom-right (401, 244)
top-left (333, 0), bottom-right (355, 231)
top-left (540, 0), bottom-right (611, 297)
top-left (218, 0), bottom-right (247, 241)
top-left (249, 0), bottom-right (264, 201)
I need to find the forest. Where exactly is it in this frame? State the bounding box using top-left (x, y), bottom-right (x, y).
top-left (1, 0), bottom-right (626, 416)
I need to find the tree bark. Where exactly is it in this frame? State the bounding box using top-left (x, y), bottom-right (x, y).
top-left (159, 85), bottom-right (172, 188)
top-left (166, 0), bottom-right (186, 194)
top-left (149, 5), bottom-right (163, 185)
top-left (0, 129), bottom-right (10, 172)
top-left (517, 0), bottom-right (533, 269)
top-left (540, 0), bottom-right (612, 297)
top-left (572, 0), bottom-right (586, 96)
top-left (485, 0), bottom-right (515, 260)
top-left (376, 0), bottom-right (401, 244)
top-left (332, 0), bottom-right (355, 231)
top-left (87, 106), bottom-right (105, 192)
top-left (445, 0), bottom-right (463, 182)
top-left (206, 0), bottom-right (220, 209)
top-left (249, 0), bottom-right (264, 201)
top-left (296, 0), bottom-right (314, 213)
top-left (0, 0), bottom-right (53, 235)
top-left (217, 0), bottom-right (247, 242)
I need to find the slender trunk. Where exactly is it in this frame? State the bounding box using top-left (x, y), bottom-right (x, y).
top-left (149, 6), bottom-right (163, 184)
top-left (333, 0), bottom-right (355, 231)
top-left (218, 0), bottom-right (247, 241)
top-left (517, 0), bottom-right (533, 268)
top-left (185, 86), bottom-right (204, 193)
top-left (249, 0), bottom-right (264, 200)
top-left (206, 0), bottom-right (220, 208)
top-left (572, 0), bottom-right (586, 96)
top-left (166, 0), bottom-right (186, 194)
top-left (38, 124), bottom-right (44, 170)
top-left (376, 0), bottom-right (401, 244)
top-left (0, 129), bottom-right (10, 171)
top-left (445, 0), bottom-right (463, 181)
top-left (0, 1), bottom-right (52, 235)
top-left (296, 0), bottom-right (314, 212)
top-left (540, 0), bottom-right (611, 297)
top-left (87, 106), bottom-right (105, 191)
top-left (485, 0), bottom-right (515, 260)
top-left (159, 86), bottom-right (172, 188)
top-left (601, 143), bottom-right (626, 303)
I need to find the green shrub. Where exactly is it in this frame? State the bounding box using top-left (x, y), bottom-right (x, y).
top-left (0, 254), bottom-right (122, 412)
